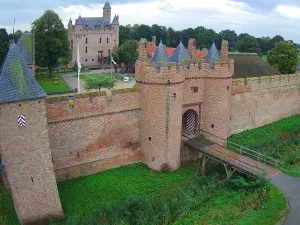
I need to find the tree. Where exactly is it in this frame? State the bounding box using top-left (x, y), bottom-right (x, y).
top-left (219, 30), bottom-right (237, 51)
top-left (14, 30), bottom-right (22, 42)
top-left (236, 35), bottom-right (260, 53)
top-left (84, 76), bottom-right (117, 91)
top-left (119, 25), bottom-right (133, 45)
top-left (0, 28), bottom-right (9, 67)
top-left (117, 40), bottom-right (138, 70)
top-left (267, 41), bottom-right (298, 74)
top-left (32, 10), bottom-right (70, 77)
top-left (270, 35), bottom-right (284, 49)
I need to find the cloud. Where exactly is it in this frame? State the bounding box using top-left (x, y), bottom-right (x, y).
top-left (2, 0), bottom-right (300, 42)
top-left (276, 5), bottom-right (300, 19)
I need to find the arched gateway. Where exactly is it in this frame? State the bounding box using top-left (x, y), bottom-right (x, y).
top-left (182, 109), bottom-right (198, 135)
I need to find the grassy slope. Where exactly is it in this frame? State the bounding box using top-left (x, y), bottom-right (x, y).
top-left (80, 73), bottom-right (134, 82)
top-left (228, 115), bottom-right (300, 176)
top-left (174, 184), bottom-right (288, 225)
top-left (0, 163), bottom-right (288, 225)
top-left (35, 73), bottom-right (71, 93)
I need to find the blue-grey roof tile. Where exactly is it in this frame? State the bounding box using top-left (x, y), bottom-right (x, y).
top-left (169, 41), bottom-right (190, 64)
top-left (0, 44), bottom-right (47, 104)
top-left (17, 33), bottom-right (34, 65)
top-left (111, 15), bottom-right (119, 25)
top-left (75, 16), bottom-right (110, 28)
top-left (151, 40), bottom-right (169, 69)
top-left (297, 64), bottom-right (300, 71)
top-left (204, 42), bottom-right (220, 68)
top-left (104, 2), bottom-right (111, 9)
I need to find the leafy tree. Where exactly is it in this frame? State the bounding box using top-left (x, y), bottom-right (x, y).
top-left (270, 35), bottom-right (284, 49)
top-left (14, 30), bottom-right (22, 42)
top-left (236, 35), bottom-right (260, 53)
top-left (135, 24), bottom-right (152, 41)
top-left (256, 36), bottom-right (272, 54)
top-left (167, 27), bottom-right (180, 48)
top-left (151, 24), bottom-right (168, 45)
top-left (119, 25), bottom-right (133, 45)
top-left (267, 41), bottom-right (298, 74)
top-left (84, 76), bottom-right (117, 91)
top-left (219, 30), bottom-right (237, 51)
top-left (32, 10), bottom-right (70, 77)
top-left (0, 28), bottom-right (9, 66)
top-left (117, 40), bottom-right (138, 70)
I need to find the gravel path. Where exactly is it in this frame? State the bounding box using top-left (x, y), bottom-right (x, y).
top-left (272, 173), bottom-right (300, 225)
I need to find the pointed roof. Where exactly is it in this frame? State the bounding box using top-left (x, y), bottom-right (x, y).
top-left (204, 42), bottom-right (220, 68)
top-left (151, 40), bottom-right (169, 69)
top-left (68, 18), bottom-right (72, 25)
top-left (111, 15), bottom-right (119, 25)
top-left (76, 15), bottom-right (84, 25)
top-left (104, 2), bottom-right (111, 9)
top-left (169, 41), bottom-right (190, 64)
top-left (0, 44), bottom-right (47, 104)
top-left (17, 33), bottom-right (34, 65)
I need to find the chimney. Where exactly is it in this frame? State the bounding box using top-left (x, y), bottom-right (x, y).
top-left (221, 40), bottom-right (228, 62)
top-left (188, 38), bottom-right (196, 58)
top-left (152, 36), bottom-right (156, 47)
top-left (138, 38), bottom-right (148, 62)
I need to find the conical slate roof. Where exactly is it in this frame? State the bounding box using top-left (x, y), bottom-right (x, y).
top-left (151, 40), bottom-right (169, 69)
top-left (76, 15), bottom-right (84, 25)
top-left (169, 41), bottom-right (190, 64)
top-left (17, 33), bottom-right (34, 65)
top-left (0, 44), bottom-right (47, 104)
top-left (204, 42), bottom-right (220, 68)
top-left (104, 2), bottom-right (111, 9)
top-left (111, 15), bottom-right (119, 25)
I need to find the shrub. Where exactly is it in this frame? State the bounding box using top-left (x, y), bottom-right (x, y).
top-left (231, 176), bottom-right (270, 190)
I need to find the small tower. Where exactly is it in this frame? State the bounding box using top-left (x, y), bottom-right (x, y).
top-left (103, 2), bottom-right (112, 23)
top-left (111, 15), bottom-right (120, 48)
top-left (0, 44), bottom-right (64, 224)
top-left (68, 17), bottom-right (73, 30)
top-left (136, 39), bottom-right (185, 171)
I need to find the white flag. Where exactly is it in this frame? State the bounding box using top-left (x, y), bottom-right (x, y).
top-left (77, 44), bottom-right (82, 71)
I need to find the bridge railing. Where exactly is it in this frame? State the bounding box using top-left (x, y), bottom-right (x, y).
top-left (182, 134), bottom-right (266, 177)
top-left (199, 130), bottom-right (280, 168)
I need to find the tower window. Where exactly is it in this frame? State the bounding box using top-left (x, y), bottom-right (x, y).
top-left (85, 59), bottom-right (87, 62)
top-left (100, 38), bottom-right (102, 43)
top-left (108, 49), bottom-right (111, 54)
top-left (86, 38), bottom-right (88, 44)
top-left (107, 38), bottom-right (109, 43)
top-left (85, 47), bottom-right (88, 53)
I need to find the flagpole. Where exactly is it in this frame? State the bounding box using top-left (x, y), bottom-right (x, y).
top-left (77, 44), bottom-right (81, 93)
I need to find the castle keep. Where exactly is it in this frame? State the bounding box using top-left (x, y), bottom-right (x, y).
top-left (1, 36), bottom-right (300, 224)
top-left (68, 2), bottom-right (119, 68)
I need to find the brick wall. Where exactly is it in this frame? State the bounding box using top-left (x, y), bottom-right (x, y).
top-left (46, 89), bottom-right (141, 181)
top-left (230, 74), bottom-right (300, 134)
top-left (0, 99), bottom-right (63, 225)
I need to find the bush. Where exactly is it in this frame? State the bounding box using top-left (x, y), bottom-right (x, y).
top-left (231, 176), bottom-right (270, 190)
top-left (84, 76), bottom-right (117, 91)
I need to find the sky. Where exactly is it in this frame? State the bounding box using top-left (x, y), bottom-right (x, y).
top-left (1, 0), bottom-right (300, 42)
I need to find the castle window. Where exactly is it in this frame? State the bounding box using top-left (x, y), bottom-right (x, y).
top-left (92, 59), bottom-right (94, 61)
top-left (100, 38), bottom-right (102, 43)
top-left (148, 137), bottom-right (152, 141)
top-left (211, 124), bottom-right (215, 129)
top-left (107, 38), bottom-right (109, 43)
top-left (85, 47), bottom-right (88, 53)
top-left (108, 49), bottom-right (111, 54)
top-left (85, 59), bottom-right (87, 62)
top-left (86, 38), bottom-right (88, 44)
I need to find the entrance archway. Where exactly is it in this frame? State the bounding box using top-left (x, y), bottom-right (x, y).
top-left (182, 109), bottom-right (198, 135)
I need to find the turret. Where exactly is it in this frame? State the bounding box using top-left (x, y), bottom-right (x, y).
top-left (103, 2), bottom-right (112, 23)
top-left (68, 17), bottom-right (73, 29)
top-left (111, 15), bottom-right (119, 47)
top-left (0, 44), bottom-right (64, 224)
top-left (136, 39), bottom-right (185, 171)
top-left (202, 41), bottom-right (233, 139)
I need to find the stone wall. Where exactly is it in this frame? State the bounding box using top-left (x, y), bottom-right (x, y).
top-left (230, 74), bottom-right (300, 134)
top-left (46, 89), bottom-right (141, 181)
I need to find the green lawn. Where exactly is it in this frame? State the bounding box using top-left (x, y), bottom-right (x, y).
top-left (35, 73), bottom-right (71, 93)
top-left (0, 163), bottom-right (288, 225)
top-left (80, 73), bottom-right (135, 82)
top-left (228, 115), bottom-right (300, 176)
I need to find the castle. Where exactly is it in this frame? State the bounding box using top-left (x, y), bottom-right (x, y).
top-left (68, 2), bottom-right (119, 69)
top-left (1, 34), bottom-right (300, 224)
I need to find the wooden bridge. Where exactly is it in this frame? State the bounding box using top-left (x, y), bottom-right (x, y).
top-left (182, 131), bottom-right (280, 179)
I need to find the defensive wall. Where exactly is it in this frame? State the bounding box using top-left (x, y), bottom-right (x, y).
top-left (46, 89), bottom-right (141, 181)
top-left (230, 74), bottom-right (300, 134)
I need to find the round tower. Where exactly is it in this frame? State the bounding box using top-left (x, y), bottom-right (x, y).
top-left (136, 39), bottom-right (185, 171)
